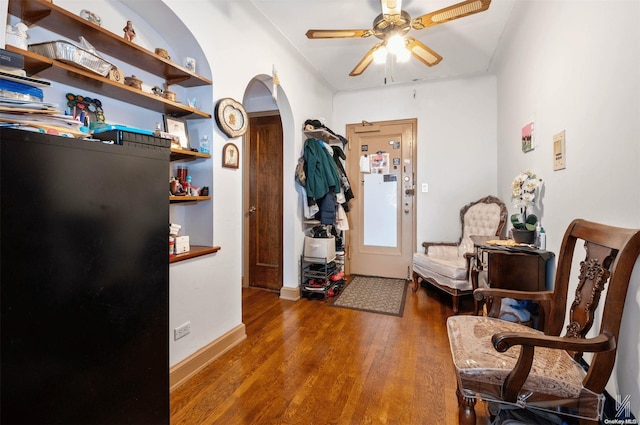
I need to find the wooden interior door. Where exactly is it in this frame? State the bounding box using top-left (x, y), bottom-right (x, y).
top-left (345, 119), bottom-right (416, 279)
top-left (247, 114), bottom-right (283, 291)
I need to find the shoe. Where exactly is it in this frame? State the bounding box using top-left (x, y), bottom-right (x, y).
top-left (330, 271), bottom-right (344, 281)
top-left (307, 279), bottom-right (325, 288)
top-left (327, 284), bottom-right (341, 297)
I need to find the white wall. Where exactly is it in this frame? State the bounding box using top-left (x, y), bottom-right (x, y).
top-left (161, 0), bottom-right (335, 365)
top-left (492, 0), bottom-right (640, 405)
top-left (333, 75), bottom-right (499, 247)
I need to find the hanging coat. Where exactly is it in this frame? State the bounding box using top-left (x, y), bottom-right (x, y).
top-left (303, 138), bottom-right (341, 200)
top-left (331, 145), bottom-right (355, 209)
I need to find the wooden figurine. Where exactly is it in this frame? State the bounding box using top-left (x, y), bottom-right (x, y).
top-left (123, 20), bottom-right (136, 42)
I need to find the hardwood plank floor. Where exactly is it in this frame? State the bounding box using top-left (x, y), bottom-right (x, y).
top-left (170, 282), bottom-right (488, 424)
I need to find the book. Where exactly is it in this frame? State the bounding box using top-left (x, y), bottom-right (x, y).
top-left (0, 71), bottom-right (51, 87)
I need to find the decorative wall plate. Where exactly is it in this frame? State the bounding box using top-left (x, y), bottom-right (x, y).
top-left (215, 98), bottom-right (248, 138)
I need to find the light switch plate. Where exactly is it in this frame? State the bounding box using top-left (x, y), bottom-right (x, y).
top-left (421, 183), bottom-right (428, 193)
top-left (553, 130), bottom-right (566, 171)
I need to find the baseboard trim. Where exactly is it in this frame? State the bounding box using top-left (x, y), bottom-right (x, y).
top-left (280, 285), bottom-right (300, 301)
top-left (169, 323), bottom-right (247, 391)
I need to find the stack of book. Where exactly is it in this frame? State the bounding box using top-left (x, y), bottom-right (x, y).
top-left (0, 48), bottom-right (85, 137)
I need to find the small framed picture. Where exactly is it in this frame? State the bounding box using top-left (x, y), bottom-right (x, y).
top-left (222, 143), bottom-right (239, 168)
top-left (521, 121), bottom-right (534, 153)
top-left (163, 115), bottom-right (189, 149)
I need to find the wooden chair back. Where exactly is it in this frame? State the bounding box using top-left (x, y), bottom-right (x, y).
top-left (545, 219), bottom-right (640, 394)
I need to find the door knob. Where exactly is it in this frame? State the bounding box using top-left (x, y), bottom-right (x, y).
top-left (248, 206), bottom-right (257, 213)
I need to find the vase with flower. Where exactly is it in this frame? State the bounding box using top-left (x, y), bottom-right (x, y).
top-left (510, 170), bottom-right (543, 244)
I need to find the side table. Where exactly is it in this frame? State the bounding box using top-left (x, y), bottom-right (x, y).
top-left (470, 236), bottom-right (555, 329)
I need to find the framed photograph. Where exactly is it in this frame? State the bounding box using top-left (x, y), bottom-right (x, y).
top-left (163, 115), bottom-right (189, 149)
top-left (222, 142), bottom-right (239, 168)
top-left (521, 121), bottom-right (534, 153)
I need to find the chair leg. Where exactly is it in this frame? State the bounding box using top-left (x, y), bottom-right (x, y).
top-left (411, 271), bottom-right (420, 293)
top-left (452, 294), bottom-right (460, 314)
top-left (456, 387), bottom-right (477, 425)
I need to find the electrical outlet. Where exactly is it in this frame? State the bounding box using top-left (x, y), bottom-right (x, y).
top-left (174, 321), bottom-right (191, 340)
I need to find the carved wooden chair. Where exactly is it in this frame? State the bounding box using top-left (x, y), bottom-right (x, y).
top-left (447, 219), bottom-right (640, 424)
top-left (412, 195), bottom-right (507, 314)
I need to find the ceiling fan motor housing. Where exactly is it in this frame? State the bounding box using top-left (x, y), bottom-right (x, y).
top-left (373, 11), bottom-right (411, 40)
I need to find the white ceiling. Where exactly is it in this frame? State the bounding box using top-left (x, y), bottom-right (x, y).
top-left (250, 0), bottom-right (516, 92)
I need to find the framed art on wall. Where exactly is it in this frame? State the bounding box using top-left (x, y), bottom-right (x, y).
top-left (163, 115), bottom-right (189, 149)
top-left (215, 98), bottom-right (248, 138)
top-left (222, 143), bottom-right (239, 168)
top-left (521, 121), bottom-right (534, 153)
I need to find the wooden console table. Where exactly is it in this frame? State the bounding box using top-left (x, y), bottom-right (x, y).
top-left (470, 236), bottom-right (555, 326)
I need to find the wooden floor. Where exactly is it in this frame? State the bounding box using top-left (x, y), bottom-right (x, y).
top-left (170, 282), bottom-right (488, 425)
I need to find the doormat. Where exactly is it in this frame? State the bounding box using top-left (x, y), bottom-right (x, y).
top-left (330, 275), bottom-right (408, 317)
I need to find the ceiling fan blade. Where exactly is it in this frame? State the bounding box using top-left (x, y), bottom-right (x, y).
top-left (306, 29), bottom-right (373, 39)
top-left (381, 0), bottom-right (403, 18)
top-left (411, 0), bottom-right (491, 30)
top-left (349, 43), bottom-right (382, 76)
top-left (405, 38), bottom-right (443, 67)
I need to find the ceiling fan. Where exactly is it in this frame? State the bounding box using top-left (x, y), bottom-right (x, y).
top-left (305, 0), bottom-right (491, 76)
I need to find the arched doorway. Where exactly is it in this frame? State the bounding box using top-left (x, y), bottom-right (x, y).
top-left (242, 77), bottom-right (286, 292)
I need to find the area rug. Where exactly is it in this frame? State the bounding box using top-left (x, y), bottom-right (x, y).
top-left (330, 275), bottom-right (408, 317)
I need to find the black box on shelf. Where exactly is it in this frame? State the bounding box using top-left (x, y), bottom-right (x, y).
top-left (0, 48), bottom-right (24, 69)
top-left (93, 130), bottom-right (172, 150)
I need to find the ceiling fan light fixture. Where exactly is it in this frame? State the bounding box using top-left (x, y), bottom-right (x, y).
top-left (387, 34), bottom-right (406, 56)
top-left (373, 45), bottom-right (388, 64)
top-left (395, 47), bottom-right (410, 62)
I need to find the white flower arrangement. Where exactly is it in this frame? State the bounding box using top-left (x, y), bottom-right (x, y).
top-left (511, 170), bottom-right (543, 230)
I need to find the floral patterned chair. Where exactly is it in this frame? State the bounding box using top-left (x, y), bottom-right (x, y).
top-left (447, 219), bottom-right (640, 424)
top-left (412, 195), bottom-right (507, 314)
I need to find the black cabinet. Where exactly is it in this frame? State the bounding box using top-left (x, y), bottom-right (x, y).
top-left (1, 128), bottom-right (169, 424)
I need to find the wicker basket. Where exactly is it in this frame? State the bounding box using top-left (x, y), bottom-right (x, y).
top-left (28, 40), bottom-right (114, 76)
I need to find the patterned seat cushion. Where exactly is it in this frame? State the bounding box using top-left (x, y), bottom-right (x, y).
top-left (447, 316), bottom-right (587, 399)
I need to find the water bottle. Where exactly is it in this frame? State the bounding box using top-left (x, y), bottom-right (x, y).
top-left (199, 135), bottom-right (210, 154)
top-left (538, 227), bottom-right (546, 250)
top-left (185, 175), bottom-right (192, 196)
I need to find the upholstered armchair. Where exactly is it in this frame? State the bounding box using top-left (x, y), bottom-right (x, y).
top-left (447, 219), bottom-right (640, 425)
top-left (412, 195), bottom-right (507, 314)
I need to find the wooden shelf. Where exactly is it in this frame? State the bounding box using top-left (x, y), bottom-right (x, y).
top-left (8, 0), bottom-right (216, 258)
top-left (5, 46), bottom-right (211, 120)
top-left (170, 195), bottom-right (211, 203)
top-left (170, 148), bottom-right (211, 161)
top-left (8, 0), bottom-right (211, 88)
top-left (170, 245), bottom-right (220, 264)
